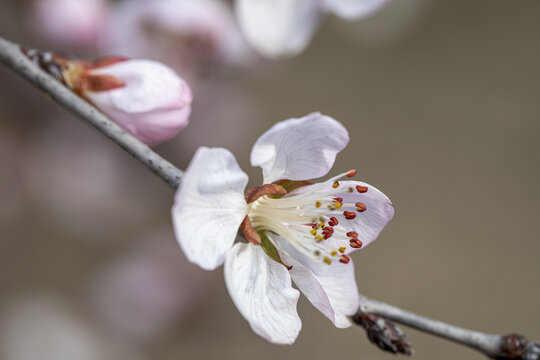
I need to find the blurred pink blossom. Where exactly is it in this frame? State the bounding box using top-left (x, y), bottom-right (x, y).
top-left (103, 0), bottom-right (251, 77)
top-left (30, 0), bottom-right (109, 50)
top-left (235, 0), bottom-right (392, 58)
top-left (90, 236), bottom-right (213, 340)
top-left (63, 57), bottom-right (193, 145)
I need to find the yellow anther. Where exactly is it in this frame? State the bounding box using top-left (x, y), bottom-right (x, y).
top-left (315, 235), bottom-right (323, 241)
top-left (314, 250), bottom-right (321, 256)
top-left (331, 250), bottom-right (338, 256)
top-left (333, 181), bottom-right (339, 189)
top-left (348, 187), bottom-right (354, 193)
top-left (334, 202), bottom-right (342, 209)
top-left (315, 200), bottom-right (322, 208)
top-left (310, 229), bottom-right (317, 235)
top-left (327, 205), bottom-right (335, 210)
top-left (323, 257), bottom-right (332, 265)
top-left (319, 222), bottom-right (325, 227)
top-left (339, 247), bottom-right (346, 253)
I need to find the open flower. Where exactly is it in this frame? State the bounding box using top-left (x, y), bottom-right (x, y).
top-left (61, 56), bottom-right (192, 145)
top-left (171, 112), bottom-right (394, 344)
top-left (235, 0), bottom-right (392, 58)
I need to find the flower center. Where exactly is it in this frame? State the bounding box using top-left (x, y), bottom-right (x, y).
top-left (246, 170), bottom-right (368, 266)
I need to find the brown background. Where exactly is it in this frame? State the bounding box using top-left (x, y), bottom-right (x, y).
top-left (0, 0), bottom-right (539, 359)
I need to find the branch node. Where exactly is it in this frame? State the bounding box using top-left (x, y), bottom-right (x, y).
top-left (494, 333), bottom-right (540, 360)
top-left (352, 312), bottom-right (413, 356)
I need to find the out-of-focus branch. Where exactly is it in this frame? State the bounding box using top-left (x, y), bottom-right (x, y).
top-left (0, 35), bottom-right (183, 189)
top-left (0, 36), bottom-right (538, 359)
top-left (355, 294), bottom-right (540, 359)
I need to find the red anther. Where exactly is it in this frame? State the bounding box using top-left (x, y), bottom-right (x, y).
top-left (349, 239), bottom-right (363, 248)
top-left (355, 202), bottom-right (367, 212)
top-left (343, 211), bottom-right (356, 220)
top-left (322, 226), bottom-right (334, 239)
top-left (339, 254), bottom-right (351, 264)
top-left (346, 169), bottom-right (357, 177)
top-left (356, 185), bottom-right (368, 193)
top-left (346, 231), bottom-right (358, 238)
top-left (333, 197), bottom-right (343, 204)
top-left (328, 217), bottom-right (339, 227)
top-left (323, 226), bottom-right (334, 234)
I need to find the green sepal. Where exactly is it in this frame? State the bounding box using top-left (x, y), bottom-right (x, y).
top-left (269, 180), bottom-right (314, 199)
top-left (260, 232), bottom-right (292, 270)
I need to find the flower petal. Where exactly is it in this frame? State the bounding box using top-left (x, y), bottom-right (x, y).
top-left (235, 0), bottom-right (320, 58)
top-left (278, 241), bottom-right (359, 328)
top-left (224, 243), bottom-right (301, 344)
top-left (322, 0), bottom-right (391, 20)
top-left (326, 180), bottom-right (394, 252)
top-left (172, 147), bottom-right (248, 271)
top-left (250, 112), bottom-right (349, 184)
top-left (85, 59), bottom-right (192, 145)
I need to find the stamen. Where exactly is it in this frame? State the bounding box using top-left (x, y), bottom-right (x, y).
top-left (315, 200), bottom-right (322, 208)
top-left (346, 231), bottom-right (358, 238)
top-left (331, 250), bottom-right (338, 256)
top-left (323, 257), bottom-right (332, 265)
top-left (356, 185), bottom-right (368, 193)
top-left (355, 202), bottom-right (367, 212)
top-left (332, 181), bottom-right (339, 189)
top-left (310, 229), bottom-right (317, 235)
top-left (343, 211), bottom-right (356, 220)
top-left (339, 247), bottom-right (346, 253)
top-left (339, 254), bottom-right (351, 264)
top-left (328, 217), bottom-right (338, 227)
top-left (346, 169), bottom-right (357, 177)
top-left (350, 239), bottom-right (363, 248)
top-left (348, 187), bottom-right (354, 193)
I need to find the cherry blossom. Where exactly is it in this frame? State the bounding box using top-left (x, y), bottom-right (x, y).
top-left (235, 0), bottom-right (392, 58)
top-left (172, 113), bottom-right (393, 344)
top-left (61, 56), bottom-right (192, 145)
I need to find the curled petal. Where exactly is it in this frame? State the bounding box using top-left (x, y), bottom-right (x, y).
top-left (250, 112), bottom-right (349, 184)
top-left (273, 236), bottom-right (359, 328)
top-left (224, 243), bottom-right (301, 344)
top-left (322, 0), bottom-right (391, 20)
top-left (84, 59), bottom-right (192, 145)
top-left (235, 0), bottom-right (320, 58)
top-left (172, 147), bottom-right (248, 271)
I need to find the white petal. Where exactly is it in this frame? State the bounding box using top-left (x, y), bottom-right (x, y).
top-left (250, 112), bottom-right (349, 184)
top-left (235, 0), bottom-right (320, 58)
top-left (172, 147), bottom-right (248, 271)
top-left (280, 244), bottom-right (359, 328)
top-left (224, 243), bottom-right (301, 344)
top-left (322, 0), bottom-right (391, 20)
top-left (327, 180), bottom-right (394, 251)
top-left (85, 59), bottom-right (192, 145)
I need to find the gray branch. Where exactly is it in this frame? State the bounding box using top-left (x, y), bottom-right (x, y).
top-left (0, 35), bottom-right (182, 189)
top-left (1, 35), bottom-right (538, 359)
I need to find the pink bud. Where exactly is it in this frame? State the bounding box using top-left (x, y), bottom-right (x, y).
top-left (78, 59), bottom-right (192, 145)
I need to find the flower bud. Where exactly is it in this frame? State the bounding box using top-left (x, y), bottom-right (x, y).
top-left (64, 57), bottom-right (192, 145)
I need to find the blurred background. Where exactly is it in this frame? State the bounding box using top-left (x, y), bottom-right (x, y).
top-left (0, 0), bottom-right (539, 359)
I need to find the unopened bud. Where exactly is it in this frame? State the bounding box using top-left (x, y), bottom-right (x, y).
top-left (352, 312), bottom-right (413, 356)
top-left (65, 57), bottom-right (192, 145)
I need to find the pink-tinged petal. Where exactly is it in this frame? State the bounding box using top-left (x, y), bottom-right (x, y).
top-left (235, 0), bottom-right (320, 58)
top-left (269, 234), bottom-right (359, 327)
top-left (250, 112), bottom-right (349, 184)
top-left (322, 0), bottom-right (391, 20)
top-left (172, 147), bottom-right (249, 271)
top-left (307, 180), bottom-right (393, 253)
top-left (84, 59), bottom-right (192, 145)
top-left (224, 243), bottom-right (301, 344)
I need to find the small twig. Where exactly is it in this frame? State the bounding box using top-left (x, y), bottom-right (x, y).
top-left (0, 35), bottom-right (182, 189)
top-left (0, 36), bottom-right (538, 359)
top-left (356, 295), bottom-right (540, 359)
